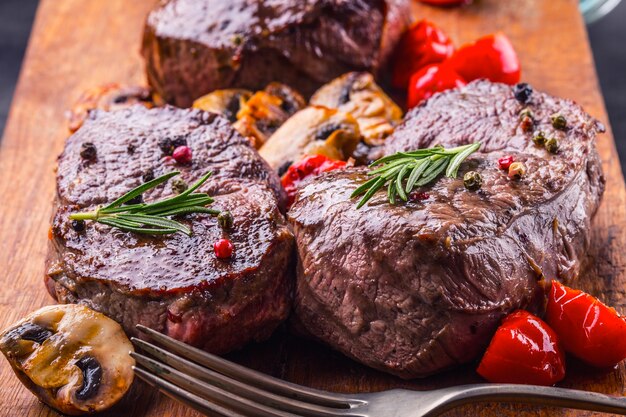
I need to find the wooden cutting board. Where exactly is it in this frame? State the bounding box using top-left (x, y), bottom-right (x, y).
top-left (1, 0), bottom-right (625, 415)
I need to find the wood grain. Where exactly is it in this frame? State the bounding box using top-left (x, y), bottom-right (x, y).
top-left (0, 0), bottom-right (624, 415)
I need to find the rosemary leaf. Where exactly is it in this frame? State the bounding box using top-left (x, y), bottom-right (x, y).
top-left (353, 142), bottom-right (481, 209)
top-left (70, 171), bottom-right (221, 236)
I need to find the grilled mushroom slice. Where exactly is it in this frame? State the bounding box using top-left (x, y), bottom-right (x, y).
top-left (193, 83), bottom-right (305, 148)
top-left (0, 304), bottom-right (134, 415)
top-left (68, 83), bottom-right (162, 132)
top-left (192, 88), bottom-right (253, 123)
top-left (310, 72), bottom-right (402, 146)
top-left (259, 106), bottom-right (361, 170)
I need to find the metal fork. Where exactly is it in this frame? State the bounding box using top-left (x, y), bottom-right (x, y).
top-left (130, 325), bottom-right (626, 417)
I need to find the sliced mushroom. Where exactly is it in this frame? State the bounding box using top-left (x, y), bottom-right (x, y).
top-left (310, 72), bottom-right (403, 146)
top-left (0, 304), bottom-right (134, 415)
top-left (193, 83), bottom-right (305, 148)
top-left (68, 83), bottom-right (162, 132)
top-left (192, 88), bottom-right (253, 123)
top-left (259, 106), bottom-right (361, 170)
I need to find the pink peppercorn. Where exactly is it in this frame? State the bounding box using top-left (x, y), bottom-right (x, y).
top-left (498, 155), bottom-right (515, 170)
top-left (410, 191), bottom-right (430, 201)
top-left (214, 239), bottom-right (234, 259)
top-left (172, 146), bottom-right (193, 165)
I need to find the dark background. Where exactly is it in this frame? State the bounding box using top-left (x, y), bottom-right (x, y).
top-left (1, 0), bottom-right (625, 172)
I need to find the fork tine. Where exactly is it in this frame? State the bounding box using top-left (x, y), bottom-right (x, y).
top-left (135, 357), bottom-right (294, 417)
top-left (133, 366), bottom-right (246, 417)
top-left (136, 324), bottom-right (359, 408)
top-left (131, 341), bottom-right (364, 417)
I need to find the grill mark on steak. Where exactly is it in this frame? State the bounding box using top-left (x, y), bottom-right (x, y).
top-left (288, 81), bottom-right (605, 378)
top-left (141, 0), bottom-right (411, 106)
top-left (46, 105), bottom-right (294, 353)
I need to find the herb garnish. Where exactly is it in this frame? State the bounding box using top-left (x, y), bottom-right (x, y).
top-left (351, 142), bottom-right (481, 209)
top-left (69, 171), bottom-right (220, 236)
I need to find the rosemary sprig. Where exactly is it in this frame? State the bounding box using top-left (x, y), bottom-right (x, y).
top-left (69, 171), bottom-right (220, 236)
top-left (351, 142), bottom-right (481, 209)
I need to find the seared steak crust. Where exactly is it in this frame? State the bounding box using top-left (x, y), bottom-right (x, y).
top-left (288, 81), bottom-right (605, 378)
top-left (46, 105), bottom-right (294, 353)
top-left (141, 0), bottom-right (411, 107)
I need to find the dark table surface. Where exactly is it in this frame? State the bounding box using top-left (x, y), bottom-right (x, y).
top-left (1, 0), bottom-right (625, 173)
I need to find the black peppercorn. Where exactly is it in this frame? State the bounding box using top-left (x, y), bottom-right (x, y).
top-left (463, 171), bottom-right (482, 191)
top-left (532, 131), bottom-right (547, 146)
top-left (127, 143), bottom-right (136, 154)
top-left (158, 138), bottom-right (174, 155)
top-left (513, 83), bottom-right (533, 104)
top-left (171, 178), bottom-right (188, 194)
top-left (545, 138), bottom-right (559, 154)
top-left (142, 168), bottom-right (155, 183)
top-left (71, 219), bottom-right (85, 232)
top-left (80, 142), bottom-right (97, 161)
top-left (217, 211), bottom-right (234, 230)
top-left (551, 113), bottom-right (567, 130)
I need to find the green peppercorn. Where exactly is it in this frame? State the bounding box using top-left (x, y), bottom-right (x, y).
top-left (551, 113), bottom-right (567, 130)
top-left (171, 178), bottom-right (188, 194)
top-left (463, 171), bottom-right (482, 191)
top-left (217, 211), bottom-right (234, 230)
top-left (519, 108), bottom-right (534, 120)
top-left (532, 131), bottom-right (546, 146)
top-left (545, 138), bottom-right (559, 154)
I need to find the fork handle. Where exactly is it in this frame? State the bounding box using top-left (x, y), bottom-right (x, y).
top-left (433, 384), bottom-right (626, 415)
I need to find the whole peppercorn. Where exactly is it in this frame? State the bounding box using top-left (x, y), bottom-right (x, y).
top-left (172, 146), bottom-right (193, 165)
top-left (71, 219), bottom-right (85, 232)
top-left (520, 115), bottom-right (534, 133)
top-left (80, 142), bottom-right (97, 161)
top-left (513, 83), bottom-right (533, 104)
top-left (142, 168), bottom-right (155, 183)
top-left (532, 131), bottom-right (547, 146)
top-left (158, 138), bottom-right (174, 155)
top-left (409, 191), bottom-right (430, 202)
top-left (551, 113), bottom-right (567, 130)
top-left (171, 178), bottom-right (188, 194)
top-left (508, 161), bottom-right (527, 179)
top-left (463, 171), bottom-right (482, 191)
top-left (214, 238), bottom-right (234, 259)
top-left (519, 108), bottom-right (534, 120)
top-left (217, 211), bottom-right (234, 230)
top-left (545, 138), bottom-right (560, 154)
top-left (498, 155), bottom-right (515, 170)
top-left (127, 143), bottom-right (136, 154)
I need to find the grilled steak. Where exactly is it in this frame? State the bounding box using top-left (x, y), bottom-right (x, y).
top-left (141, 0), bottom-right (411, 107)
top-left (288, 81), bottom-right (605, 378)
top-left (46, 105), bottom-right (294, 354)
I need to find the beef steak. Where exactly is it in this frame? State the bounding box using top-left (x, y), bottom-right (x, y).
top-left (141, 0), bottom-right (410, 107)
top-left (288, 81), bottom-right (605, 378)
top-left (46, 105), bottom-right (294, 354)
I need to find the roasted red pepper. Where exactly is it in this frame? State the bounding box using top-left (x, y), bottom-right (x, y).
top-left (407, 63), bottom-right (466, 109)
top-left (391, 20), bottom-right (455, 89)
top-left (282, 155), bottom-right (347, 207)
top-left (546, 281), bottom-right (626, 368)
top-left (418, 0), bottom-right (471, 5)
top-left (477, 310), bottom-right (566, 386)
top-left (449, 32), bottom-right (521, 85)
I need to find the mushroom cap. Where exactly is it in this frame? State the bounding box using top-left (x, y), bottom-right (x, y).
top-left (0, 304), bottom-right (134, 415)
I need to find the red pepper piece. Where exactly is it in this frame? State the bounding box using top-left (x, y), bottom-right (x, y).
top-left (449, 32), bottom-right (521, 85)
top-left (281, 154), bottom-right (347, 207)
top-left (418, 0), bottom-right (472, 6)
top-left (213, 238), bottom-right (234, 259)
top-left (407, 63), bottom-right (466, 109)
top-left (498, 155), bottom-right (515, 170)
top-left (477, 310), bottom-right (566, 386)
top-left (391, 20), bottom-right (455, 89)
top-left (546, 281), bottom-right (626, 368)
